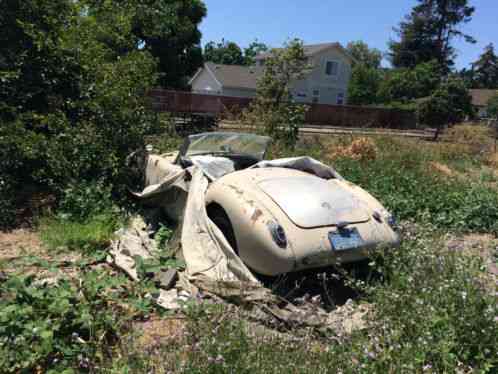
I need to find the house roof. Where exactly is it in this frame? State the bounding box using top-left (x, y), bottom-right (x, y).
top-left (255, 42), bottom-right (354, 62)
top-left (469, 89), bottom-right (498, 107)
top-left (202, 62), bottom-right (264, 90)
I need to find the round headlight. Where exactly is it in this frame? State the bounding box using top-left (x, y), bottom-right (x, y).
top-left (268, 222), bottom-right (287, 248)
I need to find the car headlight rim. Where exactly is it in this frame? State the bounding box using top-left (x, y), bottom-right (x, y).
top-left (268, 221), bottom-right (287, 248)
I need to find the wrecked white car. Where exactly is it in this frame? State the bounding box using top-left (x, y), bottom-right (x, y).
top-left (132, 132), bottom-right (399, 277)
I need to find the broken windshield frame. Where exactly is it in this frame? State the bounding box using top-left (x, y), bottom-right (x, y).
top-left (178, 132), bottom-right (272, 161)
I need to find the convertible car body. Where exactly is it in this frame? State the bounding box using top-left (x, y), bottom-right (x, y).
top-left (140, 132), bottom-right (400, 276)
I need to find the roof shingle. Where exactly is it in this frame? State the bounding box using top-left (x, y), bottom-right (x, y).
top-left (205, 62), bottom-right (263, 90)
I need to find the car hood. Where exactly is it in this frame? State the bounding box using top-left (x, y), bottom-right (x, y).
top-left (257, 175), bottom-right (371, 229)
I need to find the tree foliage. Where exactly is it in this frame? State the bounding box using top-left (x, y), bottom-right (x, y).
top-left (389, 0), bottom-right (475, 71)
top-left (417, 77), bottom-right (474, 128)
top-left (242, 39), bottom-right (310, 147)
top-left (346, 41), bottom-right (383, 69)
top-left (82, 0), bottom-right (206, 89)
top-left (471, 43), bottom-right (498, 89)
top-left (347, 65), bottom-right (382, 106)
top-left (204, 39), bottom-right (245, 65)
top-left (203, 39), bottom-right (268, 66)
top-left (487, 93), bottom-right (498, 120)
top-left (243, 40), bottom-right (269, 65)
top-left (379, 61), bottom-right (441, 103)
top-left (0, 0), bottom-right (167, 227)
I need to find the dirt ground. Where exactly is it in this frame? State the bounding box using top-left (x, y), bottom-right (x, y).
top-left (0, 229), bottom-right (45, 262)
top-left (0, 229), bottom-right (82, 279)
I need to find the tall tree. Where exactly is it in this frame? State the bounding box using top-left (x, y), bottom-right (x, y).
top-left (83, 0), bottom-right (206, 89)
top-left (472, 43), bottom-right (498, 89)
top-left (348, 65), bottom-right (382, 105)
top-left (204, 39), bottom-right (245, 65)
top-left (203, 39), bottom-right (268, 66)
top-left (389, 0), bottom-right (475, 71)
top-left (128, 0), bottom-right (206, 89)
top-left (378, 61), bottom-right (441, 103)
top-left (346, 41), bottom-right (383, 69)
top-left (244, 40), bottom-right (269, 65)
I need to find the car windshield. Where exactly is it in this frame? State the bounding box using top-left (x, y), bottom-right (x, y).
top-left (181, 132), bottom-right (272, 161)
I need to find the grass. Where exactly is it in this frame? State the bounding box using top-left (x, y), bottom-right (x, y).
top-left (107, 227), bottom-right (498, 373)
top-left (39, 212), bottom-right (119, 254)
top-left (2, 124), bottom-right (498, 373)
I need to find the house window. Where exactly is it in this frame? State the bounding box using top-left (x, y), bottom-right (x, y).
top-left (312, 89), bottom-right (320, 104)
top-left (325, 61), bottom-right (339, 76)
top-left (337, 92), bottom-right (345, 105)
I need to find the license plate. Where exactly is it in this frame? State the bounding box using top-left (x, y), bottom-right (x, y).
top-left (329, 228), bottom-right (364, 251)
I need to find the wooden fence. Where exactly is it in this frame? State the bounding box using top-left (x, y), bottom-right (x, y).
top-left (148, 89), bottom-right (417, 130)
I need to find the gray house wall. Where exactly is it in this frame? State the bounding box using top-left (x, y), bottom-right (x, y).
top-left (291, 48), bottom-right (351, 105)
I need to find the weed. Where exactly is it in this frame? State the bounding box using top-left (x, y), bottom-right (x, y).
top-left (109, 227), bottom-right (498, 373)
top-left (40, 212), bottom-right (119, 254)
top-left (0, 267), bottom-right (157, 373)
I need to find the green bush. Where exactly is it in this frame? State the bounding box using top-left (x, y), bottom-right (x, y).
top-left (333, 139), bottom-right (498, 234)
top-left (487, 93), bottom-right (498, 119)
top-left (0, 0), bottom-right (161, 229)
top-left (417, 77), bottom-right (474, 128)
top-left (58, 181), bottom-right (115, 222)
top-left (0, 269), bottom-right (156, 373)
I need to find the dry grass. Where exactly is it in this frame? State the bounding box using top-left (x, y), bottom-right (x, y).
top-left (328, 137), bottom-right (378, 162)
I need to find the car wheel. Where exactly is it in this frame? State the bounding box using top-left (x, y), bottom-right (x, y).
top-left (207, 205), bottom-right (239, 255)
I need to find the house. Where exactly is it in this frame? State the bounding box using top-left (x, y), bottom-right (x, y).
top-left (469, 89), bottom-right (498, 118)
top-left (189, 42), bottom-right (354, 105)
top-left (189, 62), bottom-right (264, 98)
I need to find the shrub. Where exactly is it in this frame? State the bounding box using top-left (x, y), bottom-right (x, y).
top-left (333, 137), bottom-right (498, 234)
top-left (0, 0), bottom-right (160, 229)
top-left (417, 77), bottom-right (474, 129)
top-left (242, 39), bottom-right (310, 148)
top-left (0, 269), bottom-right (156, 373)
top-left (487, 93), bottom-right (498, 120)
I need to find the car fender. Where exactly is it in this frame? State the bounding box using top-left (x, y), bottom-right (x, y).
top-left (205, 180), bottom-right (297, 275)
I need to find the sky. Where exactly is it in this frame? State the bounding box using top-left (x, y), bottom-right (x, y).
top-left (200, 0), bottom-right (497, 70)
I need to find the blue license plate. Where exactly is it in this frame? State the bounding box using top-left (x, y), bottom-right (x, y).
top-left (329, 228), bottom-right (364, 251)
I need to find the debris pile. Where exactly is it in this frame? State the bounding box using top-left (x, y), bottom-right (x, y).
top-left (108, 214), bottom-right (371, 336)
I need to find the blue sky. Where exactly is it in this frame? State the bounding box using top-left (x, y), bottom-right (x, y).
top-left (200, 0), bottom-right (497, 69)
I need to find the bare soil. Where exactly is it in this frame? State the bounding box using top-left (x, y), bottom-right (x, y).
top-left (0, 229), bottom-right (45, 262)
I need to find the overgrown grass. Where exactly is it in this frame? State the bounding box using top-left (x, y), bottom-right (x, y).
top-left (108, 227), bottom-right (498, 373)
top-left (39, 213), bottom-right (119, 253)
top-left (269, 133), bottom-right (498, 234)
top-left (39, 180), bottom-right (123, 254)
top-left (3, 128), bottom-right (498, 373)
top-left (0, 267), bottom-right (158, 373)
